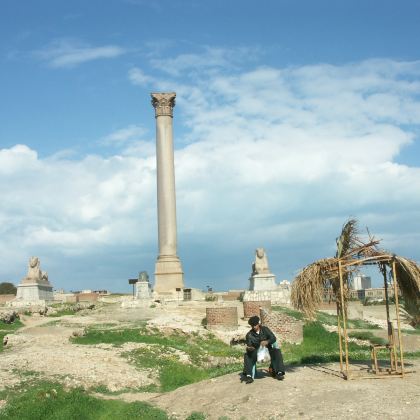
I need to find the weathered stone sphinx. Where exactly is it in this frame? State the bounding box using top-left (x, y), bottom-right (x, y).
top-left (249, 248), bottom-right (277, 291)
top-left (15, 257), bottom-right (54, 303)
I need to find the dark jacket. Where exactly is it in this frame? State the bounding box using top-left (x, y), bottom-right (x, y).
top-left (245, 325), bottom-right (277, 350)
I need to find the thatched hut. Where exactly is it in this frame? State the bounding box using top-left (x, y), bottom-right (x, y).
top-left (291, 219), bottom-right (420, 379)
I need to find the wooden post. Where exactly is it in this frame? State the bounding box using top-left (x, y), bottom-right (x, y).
top-left (336, 300), bottom-right (343, 372)
top-left (338, 260), bottom-right (350, 379)
top-left (392, 260), bottom-right (404, 377)
top-left (382, 263), bottom-right (395, 371)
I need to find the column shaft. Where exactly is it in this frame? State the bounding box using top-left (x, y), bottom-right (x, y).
top-left (156, 115), bottom-right (177, 256)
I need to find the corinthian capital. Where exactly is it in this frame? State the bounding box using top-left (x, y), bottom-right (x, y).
top-left (151, 92), bottom-right (176, 117)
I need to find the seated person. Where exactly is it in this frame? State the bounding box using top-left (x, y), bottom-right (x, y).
top-left (243, 315), bottom-right (286, 384)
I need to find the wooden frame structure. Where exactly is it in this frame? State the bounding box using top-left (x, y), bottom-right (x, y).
top-left (336, 255), bottom-right (404, 380)
top-left (291, 220), bottom-right (420, 381)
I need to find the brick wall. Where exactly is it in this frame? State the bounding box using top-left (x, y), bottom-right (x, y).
top-left (65, 295), bottom-right (78, 303)
top-left (243, 300), bottom-right (271, 318)
top-left (206, 307), bottom-right (238, 328)
top-left (260, 308), bottom-right (303, 344)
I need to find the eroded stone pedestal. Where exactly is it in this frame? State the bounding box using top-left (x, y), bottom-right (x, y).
top-left (16, 283), bottom-right (53, 301)
top-left (249, 274), bottom-right (277, 291)
top-left (135, 279), bottom-right (152, 299)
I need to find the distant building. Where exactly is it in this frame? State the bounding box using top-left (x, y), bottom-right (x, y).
top-left (323, 284), bottom-right (400, 303)
top-left (279, 280), bottom-right (291, 288)
top-left (350, 274), bottom-right (371, 290)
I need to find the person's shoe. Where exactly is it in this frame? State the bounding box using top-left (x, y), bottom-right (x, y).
top-left (245, 376), bottom-right (254, 384)
top-left (276, 372), bottom-right (285, 381)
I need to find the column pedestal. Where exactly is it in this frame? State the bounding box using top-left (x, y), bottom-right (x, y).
top-left (154, 255), bottom-right (184, 293)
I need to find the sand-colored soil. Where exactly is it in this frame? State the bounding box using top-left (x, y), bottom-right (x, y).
top-left (1, 300), bottom-right (419, 419)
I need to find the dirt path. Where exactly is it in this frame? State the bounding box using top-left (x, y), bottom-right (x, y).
top-left (149, 361), bottom-right (420, 420)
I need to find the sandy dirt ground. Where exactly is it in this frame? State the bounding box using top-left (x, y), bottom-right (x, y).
top-left (150, 360), bottom-right (420, 420)
top-left (1, 300), bottom-right (419, 419)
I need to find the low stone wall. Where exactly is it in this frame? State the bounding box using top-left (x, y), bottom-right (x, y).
top-left (222, 291), bottom-right (242, 301)
top-left (206, 307), bottom-right (238, 328)
top-left (243, 300), bottom-right (271, 318)
top-left (242, 288), bottom-right (291, 305)
top-left (77, 293), bottom-right (100, 302)
top-left (0, 294), bottom-right (15, 304)
top-left (260, 309), bottom-right (303, 344)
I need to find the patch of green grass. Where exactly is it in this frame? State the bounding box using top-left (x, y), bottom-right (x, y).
top-left (74, 327), bottom-right (242, 392)
top-left (125, 339), bottom-right (241, 392)
top-left (0, 381), bottom-right (169, 419)
top-left (402, 328), bottom-right (420, 335)
top-left (11, 369), bottom-right (40, 379)
top-left (282, 321), bottom-right (420, 365)
top-left (347, 331), bottom-right (387, 346)
top-left (282, 321), bottom-right (371, 364)
top-left (39, 319), bottom-right (62, 327)
top-left (0, 319), bottom-right (23, 331)
top-left (315, 311), bottom-right (338, 325)
top-left (186, 412), bottom-right (207, 420)
top-left (404, 351), bottom-right (420, 359)
top-left (73, 327), bottom-right (239, 359)
top-left (0, 319), bottom-right (23, 352)
top-left (48, 310), bottom-right (76, 317)
top-left (347, 318), bottom-right (381, 330)
top-left (90, 384), bottom-right (148, 395)
top-left (315, 311), bottom-right (381, 329)
top-left (272, 306), bottom-right (305, 320)
top-left (48, 305), bottom-right (76, 317)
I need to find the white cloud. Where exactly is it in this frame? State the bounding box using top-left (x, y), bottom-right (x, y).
top-left (0, 147), bottom-right (156, 257)
top-left (149, 46), bottom-right (259, 77)
top-left (35, 39), bottom-right (126, 68)
top-left (102, 125), bottom-right (147, 145)
top-left (2, 56), bottom-right (420, 290)
top-left (128, 68), bottom-right (156, 87)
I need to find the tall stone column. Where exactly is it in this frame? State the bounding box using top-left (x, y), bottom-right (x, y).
top-left (151, 92), bottom-right (184, 293)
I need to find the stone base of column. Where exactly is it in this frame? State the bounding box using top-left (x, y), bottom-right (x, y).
top-left (154, 255), bottom-right (184, 293)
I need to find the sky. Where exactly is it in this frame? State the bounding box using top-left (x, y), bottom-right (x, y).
top-left (1, 0), bottom-right (420, 292)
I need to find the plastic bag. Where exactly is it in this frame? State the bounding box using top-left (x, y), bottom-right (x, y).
top-left (257, 346), bottom-right (269, 362)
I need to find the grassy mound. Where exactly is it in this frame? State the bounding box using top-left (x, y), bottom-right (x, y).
top-left (0, 381), bottom-right (168, 419)
top-left (73, 326), bottom-right (242, 392)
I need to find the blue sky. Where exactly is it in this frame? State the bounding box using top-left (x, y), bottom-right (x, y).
top-left (1, 0), bottom-right (420, 292)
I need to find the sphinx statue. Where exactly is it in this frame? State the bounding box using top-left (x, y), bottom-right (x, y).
top-left (249, 248), bottom-right (276, 291)
top-left (21, 257), bottom-right (51, 285)
top-left (16, 256), bottom-right (54, 302)
top-left (252, 248), bottom-right (271, 275)
top-left (25, 257), bottom-right (43, 282)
